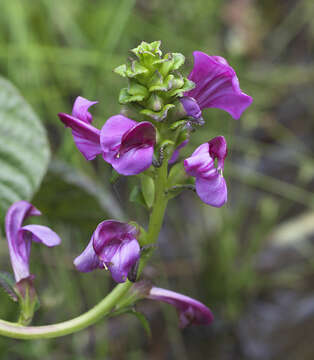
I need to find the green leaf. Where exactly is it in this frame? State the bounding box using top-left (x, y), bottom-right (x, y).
top-left (130, 310), bottom-right (152, 339)
top-left (0, 271), bottom-right (18, 302)
top-left (0, 77), bottom-right (50, 226)
top-left (114, 62), bottom-right (148, 78)
top-left (129, 185), bottom-right (146, 208)
top-left (140, 174), bottom-right (155, 209)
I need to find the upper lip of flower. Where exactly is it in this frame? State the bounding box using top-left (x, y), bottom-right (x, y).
top-left (185, 51), bottom-right (253, 120)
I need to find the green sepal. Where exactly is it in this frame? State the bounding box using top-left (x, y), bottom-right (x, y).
top-left (118, 80), bottom-right (149, 104)
top-left (159, 53), bottom-right (185, 77)
top-left (0, 271), bottom-right (18, 302)
top-left (149, 74), bottom-right (174, 92)
top-left (146, 93), bottom-right (164, 112)
top-left (114, 62), bottom-right (148, 78)
top-left (129, 185), bottom-right (147, 208)
top-left (166, 78), bottom-right (195, 97)
top-left (167, 162), bottom-right (195, 199)
top-left (140, 174), bottom-right (155, 209)
top-left (15, 277), bottom-right (40, 326)
top-left (131, 41), bottom-right (162, 59)
top-left (140, 103), bottom-right (175, 121)
top-left (170, 120), bottom-right (187, 130)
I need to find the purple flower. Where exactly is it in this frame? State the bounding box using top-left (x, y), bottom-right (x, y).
top-left (148, 286), bottom-right (214, 328)
top-left (100, 115), bottom-right (156, 176)
top-left (182, 51), bottom-right (252, 120)
top-left (184, 136), bottom-right (227, 207)
top-left (74, 220), bottom-right (140, 283)
top-left (58, 97), bottom-right (156, 176)
top-left (5, 201), bottom-right (61, 283)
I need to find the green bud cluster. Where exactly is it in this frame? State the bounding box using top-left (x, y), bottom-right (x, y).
top-left (114, 41), bottom-right (195, 122)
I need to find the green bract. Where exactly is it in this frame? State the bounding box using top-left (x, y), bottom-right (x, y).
top-left (114, 41), bottom-right (195, 121)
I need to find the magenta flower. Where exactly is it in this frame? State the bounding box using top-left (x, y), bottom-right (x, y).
top-left (100, 115), bottom-right (156, 176)
top-left (169, 139), bottom-right (189, 164)
top-left (184, 136), bottom-right (227, 207)
top-left (74, 220), bottom-right (140, 283)
top-left (182, 51), bottom-right (252, 120)
top-left (5, 201), bottom-right (61, 283)
top-left (148, 286), bottom-right (214, 328)
top-left (58, 97), bottom-right (156, 175)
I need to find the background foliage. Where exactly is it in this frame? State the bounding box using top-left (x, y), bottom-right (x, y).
top-left (0, 0), bottom-right (314, 359)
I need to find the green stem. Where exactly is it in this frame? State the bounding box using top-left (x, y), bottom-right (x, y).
top-left (146, 157), bottom-right (169, 245)
top-left (0, 282), bottom-right (132, 339)
top-left (0, 155), bottom-right (170, 340)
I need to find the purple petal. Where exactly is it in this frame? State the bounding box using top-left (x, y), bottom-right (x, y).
top-left (169, 139), bottom-right (189, 164)
top-left (195, 175), bottom-right (227, 207)
top-left (5, 201), bottom-right (41, 282)
top-left (21, 225), bottom-right (61, 247)
top-left (72, 96), bottom-right (98, 124)
top-left (100, 115), bottom-right (136, 162)
top-left (93, 220), bottom-right (138, 259)
top-left (110, 146), bottom-right (154, 176)
top-left (101, 118), bottom-right (156, 176)
top-left (119, 122), bottom-right (156, 156)
top-left (148, 287), bottom-right (214, 328)
top-left (73, 237), bottom-right (102, 272)
top-left (180, 96), bottom-right (202, 119)
top-left (92, 220), bottom-right (140, 283)
top-left (109, 239), bottom-right (140, 283)
top-left (186, 51), bottom-right (252, 119)
top-left (184, 143), bottom-right (216, 179)
top-left (58, 113), bottom-right (101, 160)
top-left (208, 136), bottom-right (227, 170)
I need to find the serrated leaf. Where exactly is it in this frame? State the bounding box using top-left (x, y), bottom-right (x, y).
top-left (0, 271), bottom-right (18, 302)
top-left (0, 77), bottom-right (50, 226)
top-left (119, 88), bottom-right (147, 104)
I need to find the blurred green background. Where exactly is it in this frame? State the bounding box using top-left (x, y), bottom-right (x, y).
top-left (0, 0), bottom-right (314, 359)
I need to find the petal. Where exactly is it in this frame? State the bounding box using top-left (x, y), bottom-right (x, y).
top-left (184, 143), bottom-right (215, 178)
top-left (109, 239), bottom-right (140, 283)
top-left (208, 136), bottom-right (228, 170)
top-left (186, 51), bottom-right (253, 119)
top-left (148, 287), bottom-right (214, 327)
top-left (74, 237), bottom-right (102, 272)
top-left (5, 201), bottom-right (41, 282)
top-left (58, 113), bottom-right (101, 160)
top-left (72, 96), bottom-right (98, 124)
top-left (21, 225), bottom-right (61, 247)
top-left (110, 146), bottom-right (154, 176)
top-left (180, 96), bottom-right (202, 119)
top-left (195, 174), bottom-right (227, 207)
top-left (119, 122), bottom-right (156, 156)
top-left (93, 220), bottom-right (138, 260)
top-left (100, 115), bottom-right (136, 162)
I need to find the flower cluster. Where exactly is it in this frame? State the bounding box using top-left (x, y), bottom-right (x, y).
top-left (56, 41), bottom-right (252, 327)
top-left (2, 41), bottom-right (252, 331)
